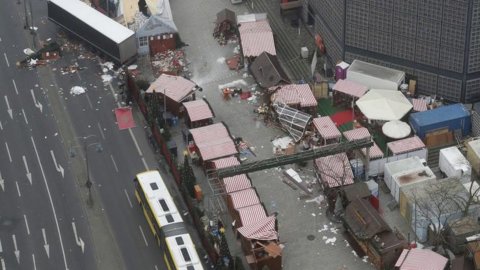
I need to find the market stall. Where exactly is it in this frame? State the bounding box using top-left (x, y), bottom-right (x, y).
top-left (188, 122), bottom-right (238, 166)
top-left (343, 127), bottom-right (384, 160)
top-left (314, 153), bottom-right (354, 189)
top-left (249, 52), bottom-right (290, 88)
top-left (226, 188), bottom-right (261, 218)
top-left (312, 116), bottom-right (341, 145)
top-left (233, 203), bottom-right (267, 230)
top-left (146, 73), bottom-right (201, 116)
top-left (237, 13), bottom-right (276, 63)
top-left (270, 84), bottom-right (318, 116)
top-left (332, 79), bottom-right (368, 108)
top-left (182, 98), bottom-right (214, 128)
top-left (237, 216), bottom-right (282, 270)
top-left (386, 135), bottom-right (427, 160)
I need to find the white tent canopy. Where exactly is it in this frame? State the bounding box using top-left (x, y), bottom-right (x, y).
top-left (382, 120), bottom-right (411, 139)
top-left (356, 89), bottom-right (412, 121)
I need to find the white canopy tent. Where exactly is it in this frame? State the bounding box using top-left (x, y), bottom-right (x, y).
top-left (356, 89), bottom-right (412, 121)
top-left (382, 120), bottom-right (411, 139)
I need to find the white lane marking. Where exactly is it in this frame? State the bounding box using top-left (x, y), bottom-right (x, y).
top-left (141, 157), bottom-right (148, 171)
top-left (21, 109), bottom-right (28, 125)
top-left (4, 96), bottom-right (12, 119)
top-left (30, 89), bottom-right (43, 113)
top-left (31, 136), bottom-right (69, 270)
top-left (42, 228), bottom-right (50, 258)
top-left (85, 92), bottom-right (93, 109)
top-left (107, 81), bottom-right (120, 105)
top-left (50, 150), bottom-right (64, 178)
top-left (0, 120), bottom-right (3, 130)
top-left (97, 122), bottom-right (105, 140)
top-left (124, 189), bottom-right (133, 208)
top-left (155, 265), bottom-right (159, 270)
top-left (128, 129), bottom-right (143, 156)
top-left (0, 238), bottom-right (3, 252)
top-left (72, 221), bottom-right (85, 253)
top-left (22, 156), bottom-right (32, 185)
top-left (32, 253), bottom-right (37, 270)
top-left (0, 258), bottom-right (5, 270)
top-left (0, 171), bottom-right (4, 191)
top-left (110, 155), bottom-right (118, 172)
top-left (15, 181), bottom-right (21, 197)
top-left (24, 214), bottom-right (30, 235)
top-left (5, 142), bottom-right (12, 162)
top-left (12, 79), bottom-right (18, 95)
top-left (138, 225), bottom-right (148, 246)
top-left (12, 234), bottom-right (19, 263)
top-left (3, 53), bottom-right (9, 67)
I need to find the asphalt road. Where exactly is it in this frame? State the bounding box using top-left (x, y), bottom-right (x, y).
top-left (0, 1), bottom-right (96, 270)
top-left (0, 1), bottom-right (173, 270)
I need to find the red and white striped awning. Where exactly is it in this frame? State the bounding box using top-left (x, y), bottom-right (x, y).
top-left (271, 84), bottom-right (318, 107)
top-left (333, 79), bottom-right (368, 98)
top-left (312, 117), bottom-right (341, 140)
top-left (343, 128), bottom-right (383, 159)
top-left (343, 127), bottom-right (371, 141)
top-left (314, 153), bottom-right (354, 188)
top-left (211, 156), bottom-right (240, 169)
top-left (237, 215), bottom-right (278, 241)
top-left (189, 123), bottom-right (238, 161)
top-left (183, 99), bottom-right (214, 122)
top-left (146, 73), bottom-right (197, 102)
top-left (229, 188), bottom-right (261, 209)
top-left (395, 249), bottom-right (448, 270)
top-left (236, 204), bottom-right (267, 227)
top-left (387, 135), bottom-right (425, 155)
top-left (223, 174), bottom-right (252, 193)
top-left (361, 142), bottom-right (384, 159)
top-left (411, 98), bottom-right (428, 112)
top-left (238, 20), bottom-right (276, 57)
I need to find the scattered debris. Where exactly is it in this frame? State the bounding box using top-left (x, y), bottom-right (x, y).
top-left (70, 86), bottom-right (86, 95)
top-left (17, 41), bottom-right (61, 68)
top-left (101, 74), bottom-right (113, 83)
top-left (218, 79), bottom-right (247, 90)
top-left (23, 48), bottom-right (35, 55)
top-left (151, 49), bottom-right (187, 77)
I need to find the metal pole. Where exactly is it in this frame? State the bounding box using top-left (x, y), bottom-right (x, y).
top-left (84, 139), bottom-right (93, 205)
top-left (164, 88), bottom-right (167, 127)
top-left (23, 0), bottom-right (29, 29)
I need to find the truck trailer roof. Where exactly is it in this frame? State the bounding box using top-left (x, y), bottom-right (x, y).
top-left (48, 0), bottom-right (134, 44)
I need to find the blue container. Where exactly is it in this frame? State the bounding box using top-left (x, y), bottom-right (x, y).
top-left (409, 103), bottom-right (471, 140)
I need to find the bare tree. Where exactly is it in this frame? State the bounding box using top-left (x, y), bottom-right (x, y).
top-left (314, 152), bottom-right (354, 216)
top-left (455, 176), bottom-right (480, 217)
top-left (411, 178), bottom-right (474, 246)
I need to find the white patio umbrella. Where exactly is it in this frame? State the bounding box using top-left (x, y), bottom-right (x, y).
top-left (356, 89), bottom-right (413, 121)
top-left (382, 120), bottom-right (411, 139)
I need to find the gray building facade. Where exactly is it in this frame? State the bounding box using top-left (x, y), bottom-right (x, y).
top-left (303, 0), bottom-right (480, 103)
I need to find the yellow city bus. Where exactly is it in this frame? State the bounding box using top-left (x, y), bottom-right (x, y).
top-left (134, 170), bottom-right (204, 270)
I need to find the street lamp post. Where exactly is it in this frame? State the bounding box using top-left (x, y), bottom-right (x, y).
top-left (71, 135), bottom-right (102, 206)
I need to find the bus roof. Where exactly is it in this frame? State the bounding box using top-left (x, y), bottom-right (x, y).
top-left (136, 171), bottom-right (184, 227)
top-left (48, 0), bottom-right (134, 44)
top-left (165, 234), bottom-right (203, 270)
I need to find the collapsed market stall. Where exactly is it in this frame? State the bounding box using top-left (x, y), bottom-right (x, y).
top-left (272, 102), bottom-right (312, 142)
top-left (214, 8), bottom-right (237, 45)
